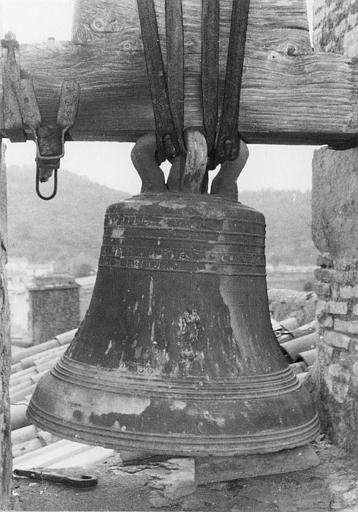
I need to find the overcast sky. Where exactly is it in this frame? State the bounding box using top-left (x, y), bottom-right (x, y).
top-left (1, 0), bottom-right (317, 195)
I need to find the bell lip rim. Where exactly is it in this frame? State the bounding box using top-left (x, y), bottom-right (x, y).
top-left (27, 400), bottom-right (321, 456)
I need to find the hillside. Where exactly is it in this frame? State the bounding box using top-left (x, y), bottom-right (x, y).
top-left (7, 165), bottom-right (129, 270)
top-left (239, 190), bottom-right (318, 266)
top-left (5, 166), bottom-right (318, 269)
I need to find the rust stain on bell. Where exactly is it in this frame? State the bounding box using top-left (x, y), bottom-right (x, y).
top-left (28, 193), bottom-right (319, 456)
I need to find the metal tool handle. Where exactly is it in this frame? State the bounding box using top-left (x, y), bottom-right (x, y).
top-left (13, 468), bottom-right (98, 488)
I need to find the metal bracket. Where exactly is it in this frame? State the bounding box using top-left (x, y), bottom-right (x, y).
top-left (1, 33), bottom-right (80, 199)
top-left (34, 79), bottom-right (80, 194)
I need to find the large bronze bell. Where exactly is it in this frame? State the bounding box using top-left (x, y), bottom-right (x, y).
top-left (28, 135), bottom-right (319, 456)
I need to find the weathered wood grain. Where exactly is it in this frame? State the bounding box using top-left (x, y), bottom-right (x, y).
top-left (313, 0), bottom-right (358, 57)
top-left (0, 0), bottom-right (357, 145)
top-left (0, 140), bottom-right (11, 510)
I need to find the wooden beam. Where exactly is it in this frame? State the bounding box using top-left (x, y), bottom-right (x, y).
top-left (0, 140), bottom-right (12, 510)
top-left (0, 0), bottom-right (357, 145)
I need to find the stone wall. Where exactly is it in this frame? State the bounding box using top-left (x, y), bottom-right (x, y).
top-left (314, 0), bottom-right (358, 57)
top-left (313, 147), bottom-right (358, 449)
top-left (311, 1), bottom-right (358, 449)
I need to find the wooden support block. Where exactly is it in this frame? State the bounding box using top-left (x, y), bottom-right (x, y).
top-left (195, 445), bottom-right (320, 485)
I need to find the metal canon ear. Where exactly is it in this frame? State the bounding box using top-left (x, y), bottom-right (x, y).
top-left (28, 192), bottom-right (319, 456)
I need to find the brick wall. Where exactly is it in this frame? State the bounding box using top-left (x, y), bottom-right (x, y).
top-left (314, 254), bottom-right (358, 447)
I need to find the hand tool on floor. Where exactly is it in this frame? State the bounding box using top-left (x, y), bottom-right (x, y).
top-left (13, 468), bottom-right (97, 488)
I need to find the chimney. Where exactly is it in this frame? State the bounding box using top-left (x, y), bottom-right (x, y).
top-left (28, 274), bottom-right (80, 345)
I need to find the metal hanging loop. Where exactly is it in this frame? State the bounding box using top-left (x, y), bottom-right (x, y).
top-left (36, 165), bottom-right (58, 201)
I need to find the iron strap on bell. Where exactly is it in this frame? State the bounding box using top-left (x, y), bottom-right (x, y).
top-left (136, 0), bottom-right (185, 163)
top-left (215, 0), bottom-right (250, 165)
top-left (137, 0), bottom-right (249, 170)
top-left (28, 0), bottom-right (320, 456)
top-left (201, 0), bottom-right (250, 168)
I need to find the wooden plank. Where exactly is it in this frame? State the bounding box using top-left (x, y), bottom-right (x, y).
top-left (0, 0), bottom-right (357, 145)
top-left (0, 140), bottom-right (12, 509)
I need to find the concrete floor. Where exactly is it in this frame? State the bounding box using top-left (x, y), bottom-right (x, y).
top-left (12, 438), bottom-right (358, 511)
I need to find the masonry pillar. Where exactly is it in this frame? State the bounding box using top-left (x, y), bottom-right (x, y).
top-left (0, 140), bottom-right (12, 508)
top-left (312, 0), bottom-right (358, 448)
top-left (312, 148), bottom-right (358, 447)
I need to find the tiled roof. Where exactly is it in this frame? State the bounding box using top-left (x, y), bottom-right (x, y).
top-left (273, 318), bottom-right (318, 368)
top-left (11, 328), bottom-right (114, 471)
top-left (10, 330), bottom-right (76, 405)
top-left (280, 333), bottom-right (319, 363)
top-left (14, 439), bottom-right (113, 471)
